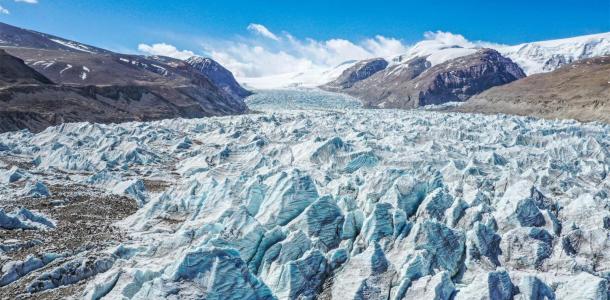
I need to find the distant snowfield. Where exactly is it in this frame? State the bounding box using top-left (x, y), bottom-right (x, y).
top-left (239, 32), bottom-right (610, 89)
top-left (1, 89), bottom-right (609, 299)
top-left (239, 61), bottom-right (357, 90)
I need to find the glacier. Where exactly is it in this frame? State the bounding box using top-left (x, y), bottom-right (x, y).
top-left (0, 89), bottom-right (609, 299)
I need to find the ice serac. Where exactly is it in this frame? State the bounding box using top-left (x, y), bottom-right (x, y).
top-left (0, 253), bottom-right (60, 287)
top-left (0, 208), bottom-right (54, 230)
top-left (488, 269), bottom-right (515, 300)
top-left (255, 169), bottom-right (319, 227)
top-left (410, 220), bottom-right (465, 276)
top-left (1, 90), bottom-right (610, 299)
top-left (171, 247), bottom-right (274, 300)
top-left (517, 276), bottom-right (555, 300)
top-left (555, 272), bottom-right (608, 300)
top-left (500, 227), bottom-right (553, 269)
top-left (27, 256), bottom-right (115, 293)
top-left (270, 250), bottom-right (328, 299)
top-left (402, 271), bottom-right (456, 300)
top-left (298, 196), bottom-right (344, 250)
top-left (332, 243), bottom-right (396, 300)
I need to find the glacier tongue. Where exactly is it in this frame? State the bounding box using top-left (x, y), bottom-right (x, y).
top-left (0, 90), bottom-right (609, 299)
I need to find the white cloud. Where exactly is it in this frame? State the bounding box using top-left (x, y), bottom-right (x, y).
top-left (15, 0), bottom-right (38, 3)
top-left (202, 25), bottom-right (410, 78)
top-left (247, 23), bottom-right (279, 41)
top-left (137, 43), bottom-right (195, 60)
top-left (423, 31), bottom-right (474, 47)
top-left (0, 6), bottom-right (9, 14)
top-left (135, 26), bottom-right (492, 79)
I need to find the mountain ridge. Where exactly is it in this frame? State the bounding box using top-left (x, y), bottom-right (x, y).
top-left (453, 55), bottom-right (610, 123)
top-left (322, 49), bottom-right (526, 108)
top-left (238, 31), bottom-right (610, 90)
top-left (0, 21), bottom-right (251, 133)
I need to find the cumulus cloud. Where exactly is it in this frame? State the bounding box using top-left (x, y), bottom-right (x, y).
top-left (15, 0), bottom-right (39, 4)
top-left (0, 6), bottom-right (9, 14)
top-left (423, 31), bottom-right (475, 48)
top-left (203, 26), bottom-right (409, 78)
top-left (137, 43), bottom-right (195, 60)
top-left (135, 25), bottom-right (488, 79)
top-left (247, 23), bottom-right (279, 41)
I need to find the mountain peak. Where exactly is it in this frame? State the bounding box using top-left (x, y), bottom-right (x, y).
top-left (186, 56), bottom-right (252, 99)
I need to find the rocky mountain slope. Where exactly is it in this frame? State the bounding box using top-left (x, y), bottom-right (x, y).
top-left (244, 32), bottom-right (609, 90)
top-left (455, 55), bottom-right (610, 123)
top-left (186, 56), bottom-right (252, 100)
top-left (0, 22), bottom-right (250, 133)
top-left (321, 32), bottom-right (610, 111)
top-left (0, 49), bottom-right (53, 86)
top-left (1, 91), bottom-right (609, 298)
top-left (323, 58), bottom-right (388, 90)
top-left (323, 49), bottom-right (526, 108)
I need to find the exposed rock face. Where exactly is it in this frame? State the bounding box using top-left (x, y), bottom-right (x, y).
top-left (0, 21), bottom-right (250, 133)
top-left (323, 58), bottom-right (389, 89)
top-left (456, 55), bottom-right (610, 123)
top-left (186, 56), bottom-right (252, 100)
top-left (0, 78), bottom-right (246, 133)
top-left (323, 49), bottom-right (525, 108)
top-left (0, 49), bottom-right (53, 86)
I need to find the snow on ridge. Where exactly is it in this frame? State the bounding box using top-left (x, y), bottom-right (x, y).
top-left (249, 32), bottom-right (610, 89)
top-left (497, 32), bottom-right (610, 75)
top-left (391, 31), bottom-right (610, 75)
top-left (59, 64), bottom-right (72, 74)
top-left (239, 61), bottom-right (358, 90)
top-left (49, 38), bottom-right (95, 54)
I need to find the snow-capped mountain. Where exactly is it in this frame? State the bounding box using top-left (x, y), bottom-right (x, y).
top-left (498, 32), bottom-right (610, 75)
top-left (323, 49), bottom-right (526, 108)
top-left (389, 32), bottom-right (610, 75)
top-left (239, 60), bottom-right (358, 90)
top-left (241, 32), bottom-right (610, 90)
top-left (317, 31), bottom-right (610, 109)
top-left (459, 55), bottom-right (610, 123)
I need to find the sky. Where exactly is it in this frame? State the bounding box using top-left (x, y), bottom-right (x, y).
top-left (2, 0), bottom-right (609, 77)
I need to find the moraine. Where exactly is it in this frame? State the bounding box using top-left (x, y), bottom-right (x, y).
top-left (0, 89), bottom-right (609, 299)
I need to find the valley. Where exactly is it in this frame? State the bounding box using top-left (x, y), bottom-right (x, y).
top-left (1, 90), bottom-right (609, 299)
top-left (0, 12), bottom-right (609, 300)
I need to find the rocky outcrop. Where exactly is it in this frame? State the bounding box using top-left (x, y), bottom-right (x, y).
top-left (0, 80), bottom-right (247, 133)
top-left (186, 56), bottom-right (252, 100)
top-left (0, 49), bottom-right (53, 87)
top-left (455, 55), bottom-right (610, 123)
top-left (324, 49), bottom-right (525, 108)
top-left (323, 58), bottom-right (389, 89)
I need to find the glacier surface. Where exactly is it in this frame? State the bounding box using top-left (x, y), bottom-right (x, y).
top-left (0, 89), bottom-right (609, 299)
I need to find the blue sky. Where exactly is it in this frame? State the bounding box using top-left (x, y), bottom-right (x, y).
top-left (2, 0), bottom-right (609, 76)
